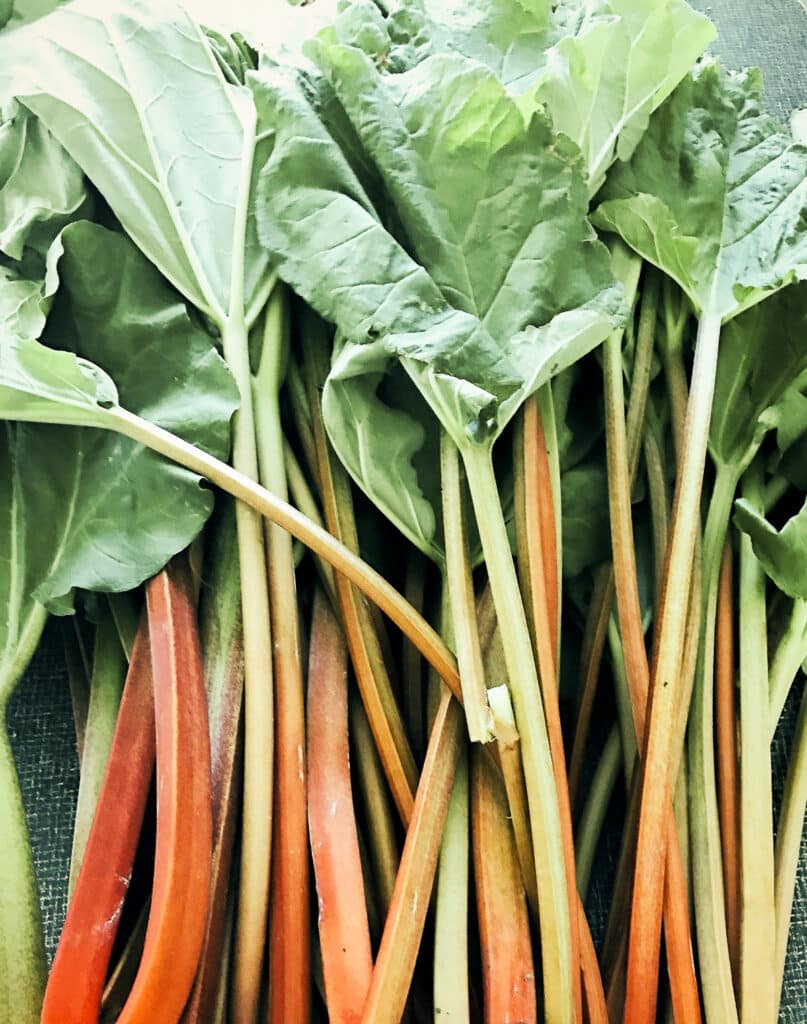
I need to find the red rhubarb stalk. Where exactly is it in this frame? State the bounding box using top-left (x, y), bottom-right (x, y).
top-left (42, 619), bottom-right (155, 1024)
top-left (715, 539), bottom-right (740, 987)
top-left (116, 563), bottom-right (213, 1024)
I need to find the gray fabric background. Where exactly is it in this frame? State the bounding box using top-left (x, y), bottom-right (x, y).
top-left (5, 0), bottom-right (807, 1019)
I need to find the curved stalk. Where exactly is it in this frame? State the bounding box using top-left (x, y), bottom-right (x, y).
top-left (108, 406), bottom-right (461, 701)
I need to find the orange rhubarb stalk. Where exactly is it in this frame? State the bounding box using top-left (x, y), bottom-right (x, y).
top-left (471, 747), bottom-right (537, 1024)
top-left (308, 590), bottom-right (373, 1023)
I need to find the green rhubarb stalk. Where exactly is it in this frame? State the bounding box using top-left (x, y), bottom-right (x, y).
top-left (575, 723), bottom-right (622, 901)
top-left (433, 746), bottom-right (470, 1021)
top-left (69, 616), bottom-right (127, 893)
top-left (402, 550), bottom-right (428, 762)
top-left (282, 439), bottom-right (337, 606)
top-left (461, 443), bottom-right (573, 1024)
top-left (487, 683), bottom-right (539, 921)
top-left (61, 618), bottom-right (92, 761)
top-left (608, 618), bottom-right (637, 787)
top-left (441, 433), bottom-right (490, 743)
top-left (769, 600), bottom-right (807, 737)
top-left (349, 693), bottom-right (400, 924)
top-left (737, 461), bottom-right (776, 1023)
top-left (0, 601), bottom-right (47, 1024)
top-left (219, 314), bottom-right (275, 1024)
top-left (688, 463), bottom-right (740, 1024)
top-left (773, 685), bottom-right (807, 1012)
top-left (254, 288), bottom-right (310, 1023)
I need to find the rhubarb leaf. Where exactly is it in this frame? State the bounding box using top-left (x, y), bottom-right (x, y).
top-left (255, 54), bottom-right (623, 453)
top-left (0, 99), bottom-right (89, 262)
top-left (710, 282), bottom-right (807, 471)
top-left (1, 0), bottom-right (271, 325)
top-left (0, 222), bottom-right (238, 613)
top-left (322, 0), bottom-right (713, 192)
top-left (593, 64), bottom-right (807, 319)
top-left (734, 496), bottom-right (807, 600)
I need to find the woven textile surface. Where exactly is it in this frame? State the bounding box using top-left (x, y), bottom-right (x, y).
top-left (5, 0), bottom-right (807, 1020)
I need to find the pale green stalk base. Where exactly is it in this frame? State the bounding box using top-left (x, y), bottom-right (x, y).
top-left (738, 463), bottom-right (776, 1024)
top-left (774, 685), bottom-right (807, 1011)
top-left (461, 442), bottom-right (573, 1024)
top-left (0, 723), bottom-right (46, 1024)
top-left (575, 724), bottom-right (621, 900)
top-left (69, 616), bottom-right (126, 893)
top-left (688, 463), bottom-right (739, 1024)
top-left (433, 746), bottom-right (470, 1021)
top-left (0, 603), bottom-right (47, 1024)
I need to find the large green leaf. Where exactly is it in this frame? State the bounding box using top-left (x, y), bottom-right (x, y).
top-left (734, 496), bottom-right (807, 600)
top-left (254, 52), bottom-right (621, 560)
top-left (2, 0), bottom-right (271, 325)
top-left (0, 222), bottom-right (238, 613)
top-left (593, 64), bottom-right (807, 319)
top-left (0, 99), bottom-right (89, 261)
top-left (256, 53), bottom-right (622, 446)
top-left (710, 282), bottom-right (807, 471)
top-left (318, 0), bottom-right (713, 193)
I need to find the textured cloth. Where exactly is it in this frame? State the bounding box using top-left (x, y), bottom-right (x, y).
top-left (5, 0), bottom-right (807, 1019)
